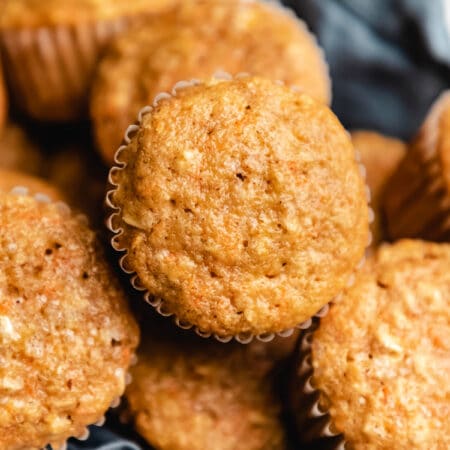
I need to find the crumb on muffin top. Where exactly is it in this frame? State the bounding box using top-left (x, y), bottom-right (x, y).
top-left (0, 192), bottom-right (139, 450)
top-left (311, 240), bottom-right (450, 450)
top-left (111, 76), bottom-right (368, 337)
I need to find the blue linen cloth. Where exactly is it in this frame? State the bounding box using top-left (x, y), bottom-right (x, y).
top-left (283, 0), bottom-right (450, 138)
top-left (67, 1), bottom-right (450, 449)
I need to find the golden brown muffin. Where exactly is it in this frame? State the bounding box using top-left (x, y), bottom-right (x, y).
top-left (91, 0), bottom-right (331, 163)
top-left (351, 130), bottom-right (406, 246)
top-left (0, 168), bottom-right (64, 200)
top-left (47, 145), bottom-right (108, 228)
top-left (125, 323), bottom-right (297, 450)
top-left (0, 60), bottom-right (6, 133)
top-left (292, 240), bottom-right (450, 450)
top-left (384, 91), bottom-right (450, 241)
top-left (0, 0), bottom-right (178, 120)
top-left (0, 0), bottom-right (177, 27)
top-left (108, 76), bottom-right (369, 338)
top-left (0, 123), bottom-right (43, 175)
top-left (0, 191), bottom-right (139, 450)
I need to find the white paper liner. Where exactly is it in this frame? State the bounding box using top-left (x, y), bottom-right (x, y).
top-left (105, 72), bottom-right (370, 344)
top-left (289, 326), bottom-right (348, 449)
top-left (0, 15), bottom-right (138, 121)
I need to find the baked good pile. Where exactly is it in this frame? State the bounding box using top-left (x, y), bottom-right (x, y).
top-left (0, 1), bottom-right (448, 449)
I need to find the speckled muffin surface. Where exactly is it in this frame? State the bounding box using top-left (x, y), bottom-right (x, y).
top-left (125, 325), bottom-right (293, 450)
top-left (109, 76), bottom-right (368, 337)
top-left (351, 130), bottom-right (406, 246)
top-left (309, 240), bottom-right (450, 450)
top-left (0, 0), bottom-right (178, 27)
top-left (91, 0), bottom-right (331, 162)
top-left (0, 124), bottom-right (43, 175)
top-left (0, 192), bottom-right (139, 450)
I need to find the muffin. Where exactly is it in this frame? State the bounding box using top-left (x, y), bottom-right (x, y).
top-left (107, 76), bottom-right (369, 340)
top-left (0, 190), bottom-right (139, 450)
top-left (290, 240), bottom-right (450, 450)
top-left (351, 130), bottom-right (406, 246)
top-left (0, 168), bottom-right (64, 200)
top-left (0, 0), bottom-right (178, 121)
top-left (91, 0), bottom-right (331, 163)
top-left (383, 91), bottom-right (450, 241)
top-left (0, 123), bottom-right (44, 175)
top-left (47, 144), bottom-right (108, 228)
top-left (125, 320), bottom-right (297, 450)
top-left (0, 60), bottom-right (7, 132)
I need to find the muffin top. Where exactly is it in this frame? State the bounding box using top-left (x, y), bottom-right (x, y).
top-left (125, 323), bottom-right (293, 450)
top-left (311, 240), bottom-right (450, 450)
top-left (0, 0), bottom-right (178, 28)
top-left (351, 130), bottom-right (406, 246)
top-left (0, 123), bottom-right (43, 175)
top-left (0, 192), bottom-right (139, 450)
top-left (0, 168), bottom-right (64, 201)
top-left (91, 0), bottom-right (331, 162)
top-left (110, 76), bottom-right (368, 337)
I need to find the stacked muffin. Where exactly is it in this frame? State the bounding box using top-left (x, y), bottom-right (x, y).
top-left (0, 1), bottom-right (448, 449)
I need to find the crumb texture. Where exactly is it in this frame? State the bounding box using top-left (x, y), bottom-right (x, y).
top-left (91, 0), bottom-right (331, 162)
top-left (126, 326), bottom-right (291, 450)
top-left (0, 192), bottom-right (139, 450)
top-left (112, 77), bottom-right (368, 336)
top-left (312, 240), bottom-right (450, 450)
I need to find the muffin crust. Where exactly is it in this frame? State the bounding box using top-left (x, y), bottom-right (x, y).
top-left (0, 0), bottom-right (178, 28)
top-left (125, 326), bottom-right (293, 450)
top-left (0, 62), bottom-right (6, 132)
top-left (110, 77), bottom-right (368, 337)
top-left (311, 240), bottom-right (450, 450)
top-left (0, 192), bottom-right (139, 450)
top-left (91, 0), bottom-right (331, 162)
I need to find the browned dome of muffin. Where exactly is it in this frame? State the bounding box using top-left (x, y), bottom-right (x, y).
top-left (108, 76), bottom-right (369, 338)
top-left (91, 0), bottom-right (331, 162)
top-left (0, 191), bottom-right (139, 450)
top-left (307, 240), bottom-right (450, 450)
top-left (125, 321), bottom-right (297, 450)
